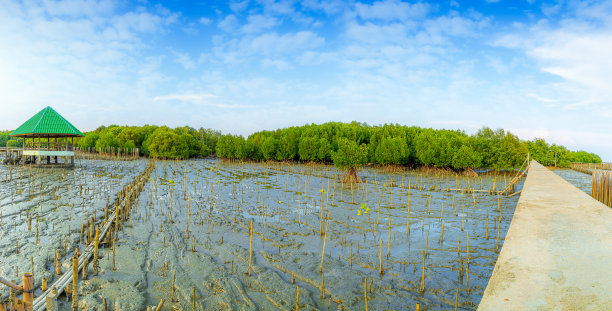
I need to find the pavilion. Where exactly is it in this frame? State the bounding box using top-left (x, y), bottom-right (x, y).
top-left (8, 106), bottom-right (84, 166)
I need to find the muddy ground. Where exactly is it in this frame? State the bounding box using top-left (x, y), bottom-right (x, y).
top-left (1, 158), bottom-right (523, 310)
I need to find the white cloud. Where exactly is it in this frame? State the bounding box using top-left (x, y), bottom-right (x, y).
top-left (153, 94), bottom-right (215, 101)
top-left (153, 93), bottom-right (253, 109)
top-left (173, 51), bottom-right (196, 70)
top-left (355, 0), bottom-right (430, 21)
top-left (0, 0), bottom-right (178, 130)
top-left (241, 14), bottom-right (279, 33)
top-left (346, 22), bottom-right (412, 44)
top-left (258, 0), bottom-right (296, 16)
top-left (247, 31), bottom-right (324, 55)
top-left (261, 58), bottom-right (291, 70)
top-left (218, 14), bottom-right (239, 32)
top-left (111, 11), bottom-right (177, 34)
top-left (297, 51), bottom-right (338, 66)
top-left (527, 93), bottom-right (559, 104)
top-left (230, 0), bottom-right (250, 13)
top-left (511, 127), bottom-right (612, 157)
top-left (495, 4), bottom-right (612, 114)
top-left (529, 32), bottom-right (612, 96)
top-left (302, 0), bottom-right (345, 15)
top-left (216, 31), bottom-right (324, 60)
top-left (424, 15), bottom-right (488, 38)
top-left (41, 0), bottom-right (116, 17)
top-left (199, 17), bottom-right (212, 25)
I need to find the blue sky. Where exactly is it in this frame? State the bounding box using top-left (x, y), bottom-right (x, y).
top-left (1, 0), bottom-right (611, 160)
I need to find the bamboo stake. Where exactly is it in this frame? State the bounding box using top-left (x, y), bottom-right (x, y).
top-left (72, 249), bottom-right (79, 311)
top-left (170, 270), bottom-right (176, 302)
top-left (455, 288), bottom-right (459, 311)
top-left (155, 299), bottom-right (164, 311)
top-left (378, 238), bottom-right (384, 276)
top-left (420, 250), bottom-right (425, 293)
top-left (364, 278), bottom-right (368, 311)
top-left (320, 212), bottom-right (330, 273)
top-left (248, 220), bottom-right (253, 276)
top-left (406, 196), bottom-right (411, 237)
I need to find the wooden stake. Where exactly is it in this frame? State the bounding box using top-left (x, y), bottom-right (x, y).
top-left (455, 288), bottom-right (459, 311)
top-left (72, 249), bottom-right (79, 311)
top-left (248, 220), bottom-right (253, 276)
top-left (320, 213), bottom-right (330, 273)
top-left (93, 227), bottom-right (100, 276)
top-left (406, 197), bottom-right (410, 237)
top-left (364, 278), bottom-right (368, 311)
top-left (170, 270), bottom-right (176, 302)
top-left (379, 238), bottom-right (384, 276)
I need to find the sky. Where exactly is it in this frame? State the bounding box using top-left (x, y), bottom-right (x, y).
top-left (1, 0), bottom-right (611, 160)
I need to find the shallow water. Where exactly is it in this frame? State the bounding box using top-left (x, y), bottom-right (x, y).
top-left (0, 159), bottom-right (147, 303)
top-left (552, 169), bottom-right (591, 194)
top-left (0, 159), bottom-right (523, 310)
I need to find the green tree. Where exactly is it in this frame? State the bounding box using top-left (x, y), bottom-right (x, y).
top-left (298, 136), bottom-right (319, 161)
top-left (6, 139), bottom-right (19, 147)
top-left (414, 129), bottom-right (441, 167)
top-left (146, 127), bottom-right (189, 159)
top-left (233, 135), bottom-right (246, 159)
top-left (241, 139), bottom-right (256, 159)
top-left (0, 132), bottom-right (10, 147)
top-left (317, 137), bottom-right (331, 162)
top-left (200, 144), bottom-right (212, 157)
top-left (277, 129), bottom-right (299, 160)
top-left (571, 151), bottom-right (602, 163)
top-left (332, 137), bottom-right (368, 182)
top-left (452, 145), bottom-right (482, 169)
top-left (492, 132), bottom-right (528, 170)
top-left (95, 132), bottom-right (120, 153)
top-left (375, 136), bottom-right (407, 165)
top-left (261, 136), bottom-right (278, 161)
top-left (77, 132), bottom-right (99, 149)
top-left (216, 134), bottom-right (236, 158)
top-left (472, 127), bottom-right (502, 168)
top-left (123, 140), bottom-right (136, 153)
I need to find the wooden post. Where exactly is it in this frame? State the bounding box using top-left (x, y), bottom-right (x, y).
top-left (93, 227), bottom-right (100, 276)
top-left (22, 273), bottom-right (33, 310)
top-left (72, 249), bottom-right (79, 310)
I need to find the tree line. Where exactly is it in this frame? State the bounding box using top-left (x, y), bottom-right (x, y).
top-left (0, 131), bottom-right (23, 148)
top-left (1, 123), bottom-right (602, 170)
top-left (74, 125), bottom-right (220, 159)
top-left (215, 122), bottom-right (601, 170)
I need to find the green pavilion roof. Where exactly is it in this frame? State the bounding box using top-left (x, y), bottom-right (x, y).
top-left (10, 106), bottom-right (84, 137)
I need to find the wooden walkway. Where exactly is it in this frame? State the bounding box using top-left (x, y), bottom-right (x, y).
top-left (478, 161), bottom-right (612, 310)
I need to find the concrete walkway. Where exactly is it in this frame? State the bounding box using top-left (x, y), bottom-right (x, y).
top-left (478, 161), bottom-right (612, 310)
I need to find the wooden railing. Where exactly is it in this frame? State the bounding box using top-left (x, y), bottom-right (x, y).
top-left (23, 142), bottom-right (74, 151)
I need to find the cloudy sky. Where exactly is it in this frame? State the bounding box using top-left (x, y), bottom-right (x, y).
top-left (1, 0), bottom-right (611, 159)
